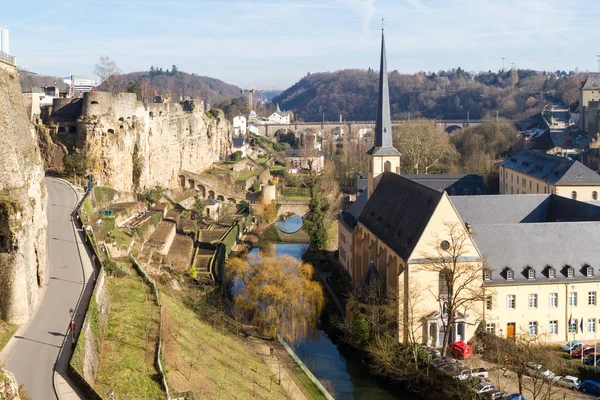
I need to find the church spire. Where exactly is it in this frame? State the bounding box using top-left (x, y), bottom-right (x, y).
top-left (368, 29), bottom-right (399, 156)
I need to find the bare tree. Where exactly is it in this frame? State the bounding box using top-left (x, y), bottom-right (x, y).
top-left (393, 120), bottom-right (457, 174)
top-left (417, 222), bottom-right (487, 357)
top-left (94, 56), bottom-right (122, 94)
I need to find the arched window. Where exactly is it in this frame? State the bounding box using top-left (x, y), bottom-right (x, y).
top-left (384, 160), bottom-right (391, 172)
top-left (593, 191), bottom-right (598, 200)
top-left (571, 191), bottom-right (577, 200)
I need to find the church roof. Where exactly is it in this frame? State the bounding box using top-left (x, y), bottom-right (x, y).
top-left (401, 174), bottom-right (487, 195)
top-left (358, 172), bottom-right (443, 261)
top-left (367, 30), bottom-right (400, 157)
top-left (499, 150), bottom-right (600, 186)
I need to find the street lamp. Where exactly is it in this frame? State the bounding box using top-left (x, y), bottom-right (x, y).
top-left (499, 328), bottom-right (504, 338)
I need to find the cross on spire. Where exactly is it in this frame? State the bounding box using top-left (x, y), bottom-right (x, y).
top-left (367, 28), bottom-right (400, 156)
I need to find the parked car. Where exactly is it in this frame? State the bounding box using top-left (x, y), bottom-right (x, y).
top-left (578, 380), bottom-right (600, 395)
top-left (487, 391), bottom-right (506, 400)
top-left (449, 341), bottom-right (473, 359)
top-left (503, 395), bottom-right (524, 400)
top-left (552, 375), bottom-right (580, 390)
top-left (441, 363), bottom-right (464, 375)
top-left (525, 363), bottom-right (554, 379)
top-left (433, 358), bottom-right (455, 368)
top-left (572, 346), bottom-right (594, 358)
top-left (562, 340), bottom-right (583, 352)
top-left (421, 345), bottom-right (441, 359)
top-left (472, 382), bottom-right (496, 395)
top-left (583, 354), bottom-right (600, 366)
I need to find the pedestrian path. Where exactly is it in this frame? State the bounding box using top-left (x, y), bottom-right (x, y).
top-left (246, 328), bottom-right (308, 400)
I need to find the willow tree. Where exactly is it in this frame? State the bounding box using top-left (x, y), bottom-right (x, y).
top-left (226, 255), bottom-right (325, 345)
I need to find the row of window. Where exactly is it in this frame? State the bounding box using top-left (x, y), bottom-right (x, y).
top-left (501, 168), bottom-right (599, 199)
top-left (486, 320), bottom-right (597, 336)
top-left (483, 265), bottom-right (594, 281)
top-left (486, 292), bottom-right (597, 311)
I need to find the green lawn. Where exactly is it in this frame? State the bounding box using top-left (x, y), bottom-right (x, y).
top-left (94, 273), bottom-right (163, 399)
top-left (0, 321), bottom-right (17, 353)
top-left (281, 187), bottom-right (310, 200)
top-left (236, 168), bottom-right (264, 182)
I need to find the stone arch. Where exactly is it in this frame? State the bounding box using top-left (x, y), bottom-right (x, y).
top-left (384, 160), bottom-right (391, 172)
top-left (217, 195), bottom-right (225, 202)
top-left (208, 191), bottom-right (215, 199)
top-left (108, 128), bottom-right (115, 134)
top-left (91, 100), bottom-right (99, 105)
top-left (188, 179), bottom-right (195, 189)
top-left (197, 185), bottom-right (206, 198)
top-left (445, 125), bottom-right (463, 134)
top-left (227, 197), bottom-right (236, 204)
top-left (179, 175), bottom-right (186, 188)
top-left (118, 117), bottom-right (124, 122)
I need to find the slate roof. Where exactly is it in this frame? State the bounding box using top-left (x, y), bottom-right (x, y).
top-left (358, 172), bottom-right (443, 261)
top-left (340, 190), bottom-right (369, 229)
top-left (232, 137), bottom-right (245, 148)
top-left (451, 193), bottom-right (600, 286)
top-left (453, 194), bottom-right (600, 225)
top-left (473, 222), bottom-right (600, 286)
top-left (582, 75), bottom-right (600, 91)
top-left (401, 174), bottom-right (486, 195)
top-left (499, 150), bottom-right (600, 186)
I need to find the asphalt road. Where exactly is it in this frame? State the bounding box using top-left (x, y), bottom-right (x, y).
top-left (5, 177), bottom-right (85, 399)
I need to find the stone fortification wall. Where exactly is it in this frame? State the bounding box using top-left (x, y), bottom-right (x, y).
top-left (0, 65), bottom-right (48, 324)
top-left (73, 92), bottom-right (232, 192)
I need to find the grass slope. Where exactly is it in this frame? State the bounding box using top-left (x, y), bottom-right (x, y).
top-left (162, 290), bottom-right (289, 399)
top-left (95, 274), bottom-right (164, 399)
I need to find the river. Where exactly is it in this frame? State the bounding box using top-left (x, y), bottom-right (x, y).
top-left (249, 243), bottom-right (423, 400)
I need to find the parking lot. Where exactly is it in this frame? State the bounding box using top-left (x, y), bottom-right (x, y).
top-left (456, 355), bottom-right (596, 400)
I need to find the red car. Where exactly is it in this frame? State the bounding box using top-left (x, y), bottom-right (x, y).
top-left (449, 341), bottom-right (473, 359)
top-left (572, 346), bottom-right (594, 358)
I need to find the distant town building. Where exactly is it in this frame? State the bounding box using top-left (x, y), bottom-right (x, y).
top-left (247, 124), bottom-right (260, 135)
top-left (232, 137), bottom-right (249, 158)
top-left (284, 149), bottom-right (324, 174)
top-left (579, 75), bottom-right (600, 133)
top-left (64, 75), bottom-right (96, 97)
top-left (0, 28), bottom-right (9, 55)
top-left (232, 115), bottom-right (247, 136)
top-left (266, 104), bottom-right (290, 124)
top-left (499, 150), bottom-right (600, 200)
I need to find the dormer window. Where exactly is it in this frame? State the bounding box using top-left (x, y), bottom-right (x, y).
top-left (587, 266), bottom-right (594, 277)
top-left (527, 268), bottom-right (536, 280)
top-left (567, 267), bottom-right (575, 278)
top-left (506, 268), bottom-right (514, 280)
top-left (548, 267), bottom-right (556, 279)
top-left (484, 270), bottom-right (492, 281)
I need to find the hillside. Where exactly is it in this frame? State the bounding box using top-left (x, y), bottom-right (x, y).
top-left (272, 68), bottom-right (582, 122)
top-left (98, 68), bottom-right (243, 105)
top-left (18, 70), bottom-right (67, 91)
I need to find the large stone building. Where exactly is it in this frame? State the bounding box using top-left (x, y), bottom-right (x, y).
top-left (579, 75), bottom-right (600, 133)
top-left (499, 150), bottom-right (600, 200)
top-left (340, 32), bottom-right (600, 348)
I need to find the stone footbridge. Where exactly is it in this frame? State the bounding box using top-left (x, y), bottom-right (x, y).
top-left (276, 200), bottom-right (310, 219)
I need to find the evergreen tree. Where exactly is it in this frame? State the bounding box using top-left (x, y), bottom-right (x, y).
top-left (304, 177), bottom-right (329, 249)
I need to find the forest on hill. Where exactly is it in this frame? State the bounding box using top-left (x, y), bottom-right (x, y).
top-left (273, 68), bottom-right (583, 122)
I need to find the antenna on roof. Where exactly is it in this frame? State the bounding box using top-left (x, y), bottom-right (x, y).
top-left (381, 18), bottom-right (384, 32)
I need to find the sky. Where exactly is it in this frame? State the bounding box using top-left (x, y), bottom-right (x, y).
top-left (3, 0), bottom-right (600, 89)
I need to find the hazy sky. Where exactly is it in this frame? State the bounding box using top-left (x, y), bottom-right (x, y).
top-left (4, 0), bottom-right (599, 88)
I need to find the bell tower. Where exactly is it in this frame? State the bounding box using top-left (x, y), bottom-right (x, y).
top-left (367, 29), bottom-right (401, 198)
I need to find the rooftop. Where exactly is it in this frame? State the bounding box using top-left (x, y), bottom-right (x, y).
top-left (582, 75), bottom-right (600, 91)
top-left (499, 150), bottom-right (600, 186)
top-left (401, 174), bottom-right (486, 195)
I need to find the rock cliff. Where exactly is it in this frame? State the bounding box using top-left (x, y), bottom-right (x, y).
top-left (0, 62), bottom-right (47, 324)
top-left (47, 92), bottom-right (232, 193)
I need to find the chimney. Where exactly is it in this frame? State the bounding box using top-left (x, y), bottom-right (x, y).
top-left (465, 222), bottom-right (472, 234)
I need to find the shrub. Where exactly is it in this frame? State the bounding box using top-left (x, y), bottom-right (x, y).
top-left (578, 365), bottom-right (600, 382)
top-left (187, 265), bottom-right (198, 279)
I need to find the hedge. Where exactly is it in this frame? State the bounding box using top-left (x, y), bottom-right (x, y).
top-left (578, 365), bottom-right (600, 382)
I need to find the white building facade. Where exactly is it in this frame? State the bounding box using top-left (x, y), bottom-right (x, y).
top-left (233, 115), bottom-right (247, 136)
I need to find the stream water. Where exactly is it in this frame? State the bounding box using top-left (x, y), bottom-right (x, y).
top-left (249, 243), bottom-right (423, 400)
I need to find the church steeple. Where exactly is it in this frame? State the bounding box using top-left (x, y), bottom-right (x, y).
top-left (366, 29), bottom-right (401, 197)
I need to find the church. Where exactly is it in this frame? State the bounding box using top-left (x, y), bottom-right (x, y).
top-left (340, 31), bottom-right (600, 348)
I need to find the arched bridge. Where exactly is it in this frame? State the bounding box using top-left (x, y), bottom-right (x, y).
top-left (276, 199), bottom-right (310, 219)
top-left (255, 118), bottom-right (498, 137)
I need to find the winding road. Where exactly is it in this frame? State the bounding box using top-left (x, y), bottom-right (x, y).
top-left (2, 177), bottom-right (89, 399)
